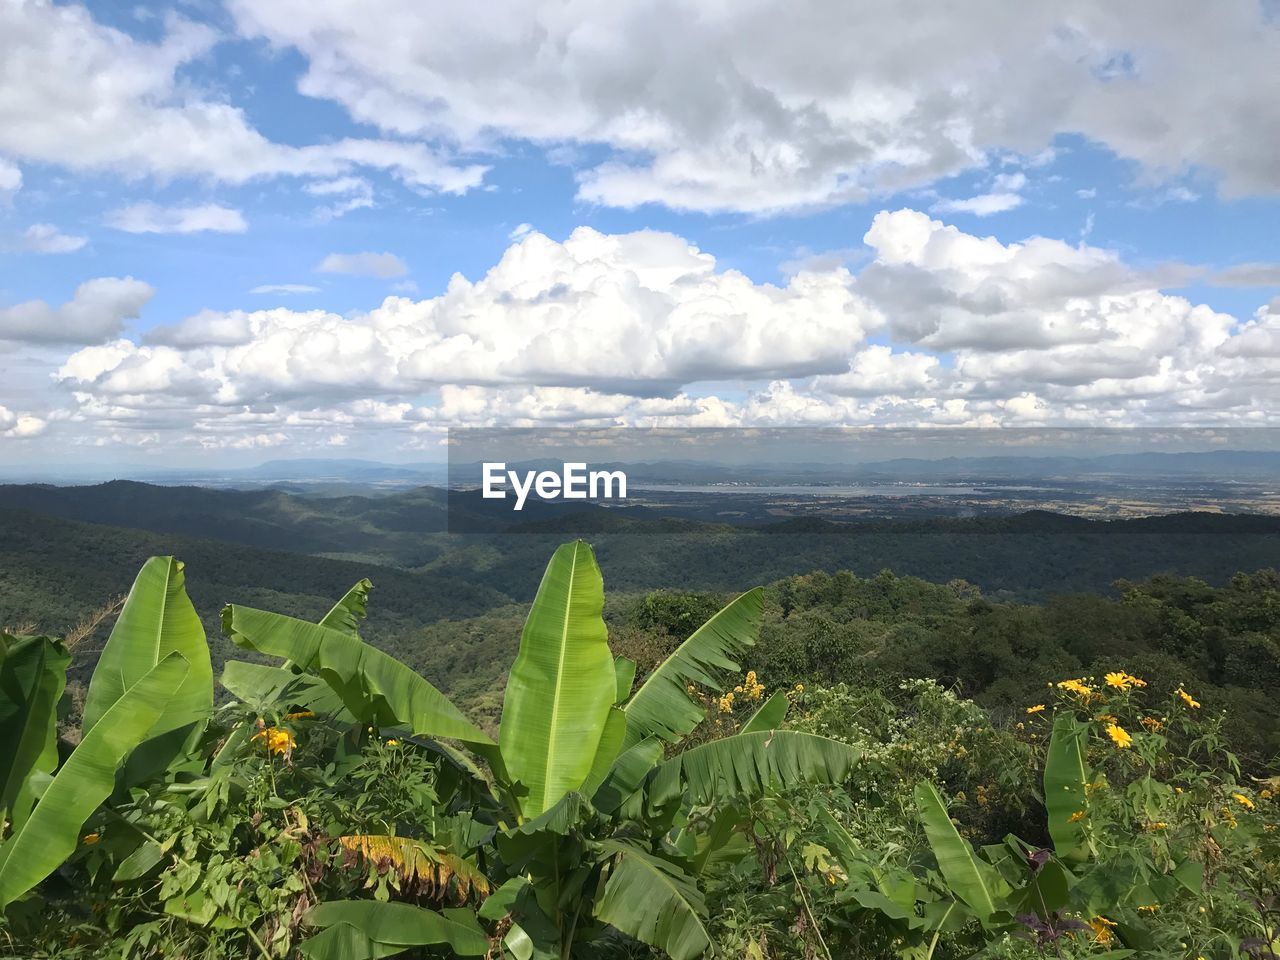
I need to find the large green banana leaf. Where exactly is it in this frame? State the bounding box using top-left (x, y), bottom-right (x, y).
top-left (499, 541), bottom-right (615, 818)
top-left (0, 635), bottom-right (69, 831)
top-left (914, 781), bottom-right (1010, 923)
top-left (593, 737), bottom-right (663, 814)
top-left (1044, 712), bottom-right (1093, 863)
top-left (740, 689), bottom-right (790, 733)
top-left (301, 900), bottom-right (488, 958)
top-left (81, 557), bottom-right (211, 738)
top-left (595, 840), bottom-right (711, 960)
top-left (621, 588), bottom-right (763, 749)
top-left (0, 652), bottom-right (190, 908)
top-left (222, 604), bottom-right (492, 748)
top-left (650, 730), bottom-right (858, 807)
top-left (319, 579), bottom-right (373, 635)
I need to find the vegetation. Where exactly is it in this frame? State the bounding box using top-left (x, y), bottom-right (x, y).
top-left (1, 539), bottom-right (1278, 958)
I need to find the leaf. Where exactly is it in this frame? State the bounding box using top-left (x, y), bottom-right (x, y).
top-left (1044, 713), bottom-right (1092, 863)
top-left (336, 835), bottom-right (489, 902)
top-left (580, 707), bottom-right (626, 798)
top-left (740, 690), bottom-right (790, 734)
top-left (0, 652), bottom-right (190, 908)
top-left (499, 541), bottom-right (616, 818)
top-left (593, 738), bottom-right (663, 814)
top-left (913, 781), bottom-right (1009, 923)
top-left (320, 580), bottom-right (373, 635)
top-left (595, 840), bottom-right (710, 960)
top-left (622, 588), bottom-right (763, 749)
top-left (222, 605), bottom-right (492, 748)
top-left (297, 922), bottom-right (401, 960)
top-left (81, 557), bottom-right (211, 739)
top-left (613, 657), bottom-right (637, 704)
top-left (0, 635), bottom-right (69, 830)
top-left (650, 731), bottom-right (858, 807)
top-left (303, 901), bottom-right (488, 958)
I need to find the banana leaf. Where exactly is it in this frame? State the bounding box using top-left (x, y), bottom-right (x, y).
top-left (740, 690), bottom-right (790, 733)
top-left (1044, 712), bottom-right (1093, 863)
top-left (301, 900), bottom-right (488, 958)
top-left (0, 652), bottom-right (190, 907)
top-left (81, 557), bottom-right (211, 739)
top-left (222, 604), bottom-right (492, 748)
top-left (914, 781), bottom-right (1010, 924)
top-left (650, 731), bottom-right (858, 807)
top-left (0, 635), bottom-right (69, 831)
top-left (499, 541), bottom-right (616, 818)
top-left (595, 839), bottom-right (710, 960)
top-left (622, 588), bottom-right (763, 749)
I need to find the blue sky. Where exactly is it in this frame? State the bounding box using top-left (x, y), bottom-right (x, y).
top-left (2, 1), bottom-right (1279, 464)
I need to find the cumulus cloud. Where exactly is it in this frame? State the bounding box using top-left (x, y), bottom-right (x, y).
top-left (0, 1), bottom-right (486, 193)
top-left (0, 404), bottom-right (46, 438)
top-left (0, 277), bottom-right (154, 345)
top-left (25, 215), bottom-right (1280, 449)
top-left (305, 177), bottom-right (374, 220)
top-left (228, 0), bottom-right (1280, 214)
top-left (316, 252), bottom-right (409, 278)
top-left (12, 223), bottom-right (87, 254)
top-left (106, 203), bottom-right (248, 234)
top-left (60, 227), bottom-right (878, 406)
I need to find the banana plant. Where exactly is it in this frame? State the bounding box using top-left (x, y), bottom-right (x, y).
top-left (0, 556), bottom-right (210, 911)
top-left (222, 540), bottom-right (860, 960)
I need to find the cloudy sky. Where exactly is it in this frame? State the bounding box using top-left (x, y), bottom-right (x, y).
top-left (2, 0), bottom-right (1279, 464)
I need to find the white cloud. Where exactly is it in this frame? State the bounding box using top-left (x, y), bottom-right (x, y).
top-left (14, 223), bottom-right (87, 254)
top-left (61, 227), bottom-right (879, 406)
top-left (305, 176), bottom-right (374, 220)
top-left (251, 284), bottom-right (323, 296)
top-left (316, 252), bottom-right (409, 278)
top-left (932, 192), bottom-right (1024, 216)
top-left (26, 215), bottom-right (1280, 448)
top-left (509, 223), bottom-right (534, 240)
top-left (228, 0), bottom-right (1280, 214)
top-left (0, 277), bottom-right (153, 344)
top-left (0, 1), bottom-right (486, 193)
top-left (107, 203), bottom-right (248, 234)
top-left (0, 404), bottom-right (46, 438)
top-left (0, 158), bottom-right (20, 201)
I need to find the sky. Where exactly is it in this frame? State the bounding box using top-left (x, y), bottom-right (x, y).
top-left (1, 0), bottom-right (1279, 467)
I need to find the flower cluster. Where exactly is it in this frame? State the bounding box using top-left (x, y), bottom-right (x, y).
top-left (1104, 671), bottom-right (1146, 691)
top-left (253, 725), bottom-right (296, 757)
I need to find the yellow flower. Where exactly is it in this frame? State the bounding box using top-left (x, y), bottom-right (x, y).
top-left (1025, 704), bottom-right (1046, 715)
top-left (794, 683), bottom-right (804, 693)
top-left (1140, 716), bottom-right (1164, 731)
top-left (1068, 810), bottom-right (1087, 822)
top-left (1232, 792), bottom-right (1255, 810)
top-left (385, 739), bottom-right (399, 746)
top-left (253, 726), bottom-right (296, 756)
top-left (1147, 821), bottom-right (1168, 831)
top-left (1261, 789), bottom-right (1273, 800)
top-left (1104, 671), bottom-right (1147, 690)
top-left (1057, 678), bottom-right (1094, 700)
top-left (1138, 904), bottom-right (1159, 915)
top-left (1105, 723), bottom-right (1133, 749)
top-left (285, 710), bottom-right (315, 720)
top-left (1088, 917), bottom-right (1117, 945)
top-left (1177, 687), bottom-right (1200, 709)
top-left (82, 832), bottom-right (100, 845)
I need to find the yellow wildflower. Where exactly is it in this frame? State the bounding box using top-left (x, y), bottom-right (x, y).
top-left (1105, 671), bottom-right (1147, 690)
top-left (1232, 792), bottom-right (1255, 810)
top-left (1147, 821), bottom-right (1168, 831)
top-left (1140, 716), bottom-right (1164, 731)
top-left (1068, 810), bottom-right (1087, 822)
top-left (285, 710), bottom-right (315, 720)
top-left (1025, 704), bottom-right (1046, 715)
top-left (1105, 723), bottom-right (1133, 749)
top-left (1261, 789), bottom-right (1273, 800)
top-left (253, 726), bottom-right (296, 756)
top-left (82, 832), bottom-right (100, 845)
top-left (1057, 678), bottom-right (1094, 700)
top-left (1088, 917), bottom-right (1116, 944)
top-left (794, 683), bottom-right (804, 692)
top-left (385, 739), bottom-right (399, 746)
top-left (1138, 904), bottom-right (1159, 915)
top-left (1177, 687), bottom-right (1200, 709)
